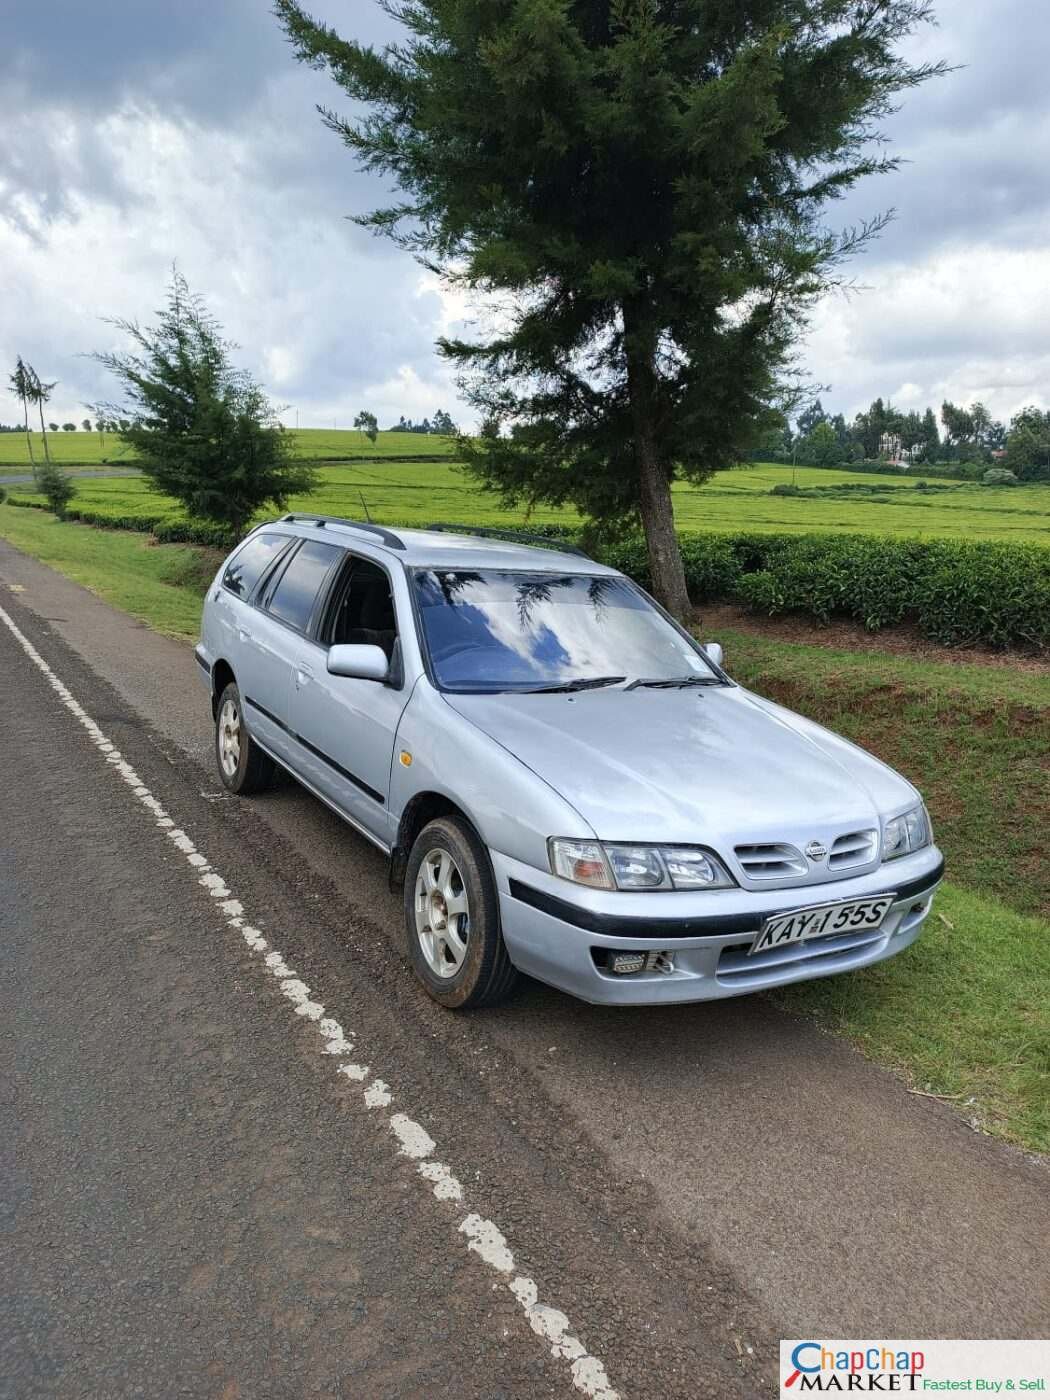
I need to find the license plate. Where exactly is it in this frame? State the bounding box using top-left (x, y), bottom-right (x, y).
top-left (749, 894), bottom-right (895, 956)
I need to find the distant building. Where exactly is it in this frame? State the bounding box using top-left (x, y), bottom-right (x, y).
top-left (879, 431), bottom-right (904, 462)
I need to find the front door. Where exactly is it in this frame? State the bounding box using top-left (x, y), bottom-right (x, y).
top-left (284, 552), bottom-right (410, 846)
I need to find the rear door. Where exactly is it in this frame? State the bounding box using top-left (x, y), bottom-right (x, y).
top-left (283, 550), bottom-right (410, 846)
top-left (240, 537), bottom-right (344, 763)
top-left (211, 530), bottom-right (297, 759)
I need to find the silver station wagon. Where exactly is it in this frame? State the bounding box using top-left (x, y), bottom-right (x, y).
top-left (197, 516), bottom-right (944, 1009)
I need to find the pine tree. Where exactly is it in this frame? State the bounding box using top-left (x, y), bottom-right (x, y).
top-left (921, 407), bottom-right (940, 461)
top-left (26, 364), bottom-right (57, 463)
top-left (354, 410), bottom-right (379, 443)
top-left (796, 400), bottom-right (827, 439)
top-left (37, 457), bottom-right (76, 519)
top-left (276, 0), bottom-right (943, 615)
top-left (8, 356), bottom-right (36, 475)
top-left (93, 271), bottom-right (317, 537)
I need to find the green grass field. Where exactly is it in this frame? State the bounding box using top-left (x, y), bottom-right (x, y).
top-left (0, 500), bottom-right (1046, 1150)
top-left (7, 458), bottom-right (1050, 542)
top-left (0, 428), bottom-right (455, 471)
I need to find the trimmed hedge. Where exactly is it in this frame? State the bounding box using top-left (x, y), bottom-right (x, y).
top-left (731, 535), bottom-right (1050, 650)
top-left (7, 496), bottom-right (1048, 649)
top-left (6, 494), bottom-right (236, 547)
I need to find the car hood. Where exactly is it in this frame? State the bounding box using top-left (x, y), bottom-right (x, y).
top-left (445, 685), bottom-right (916, 847)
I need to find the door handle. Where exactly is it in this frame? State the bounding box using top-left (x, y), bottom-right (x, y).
top-left (295, 665), bottom-right (313, 688)
top-left (238, 627), bottom-right (251, 642)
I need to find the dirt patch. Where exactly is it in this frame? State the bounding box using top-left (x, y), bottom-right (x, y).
top-left (700, 602), bottom-right (1050, 675)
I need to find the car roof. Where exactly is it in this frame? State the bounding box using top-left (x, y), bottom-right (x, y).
top-left (257, 516), bottom-right (621, 576)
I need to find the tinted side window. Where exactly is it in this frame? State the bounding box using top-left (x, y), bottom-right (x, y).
top-left (266, 541), bottom-right (342, 632)
top-left (222, 533), bottom-right (289, 599)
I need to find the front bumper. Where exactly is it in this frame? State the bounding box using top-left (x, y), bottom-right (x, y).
top-left (491, 846), bottom-right (945, 1006)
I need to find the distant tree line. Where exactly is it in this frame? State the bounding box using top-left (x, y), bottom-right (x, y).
top-left (760, 397), bottom-right (1050, 482)
top-left (387, 410), bottom-right (457, 436)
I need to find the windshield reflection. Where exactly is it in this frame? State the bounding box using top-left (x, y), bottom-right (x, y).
top-left (414, 569), bottom-right (713, 692)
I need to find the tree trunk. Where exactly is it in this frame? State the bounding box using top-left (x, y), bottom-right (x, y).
top-left (22, 398), bottom-right (35, 468)
top-left (623, 301), bottom-right (691, 621)
top-left (37, 401), bottom-right (51, 463)
top-left (638, 449), bottom-right (691, 621)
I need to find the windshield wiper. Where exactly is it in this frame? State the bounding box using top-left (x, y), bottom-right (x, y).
top-left (524, 675), bottom-right (627, 694)
top-left (624, 675), bottom-right (724, 690)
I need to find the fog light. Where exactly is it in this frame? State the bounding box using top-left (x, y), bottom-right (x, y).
top-left (609, 951), bottom-right (646, 976)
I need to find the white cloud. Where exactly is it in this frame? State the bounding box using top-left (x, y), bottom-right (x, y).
top-left (804, 243), bottom-right (1050, 423)
top-left (0, 102), bottom-right (466, 428)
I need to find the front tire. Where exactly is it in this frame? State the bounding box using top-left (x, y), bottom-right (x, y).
top-left (215, 681), bottom-right (276, 795)
top-left (404, 816), bottom-right (520, 1009)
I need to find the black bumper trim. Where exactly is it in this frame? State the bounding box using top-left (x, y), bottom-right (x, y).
top-left (508, 857), bottom-right (945, 939)
top-left (194, 648), bottom-right (211, 676)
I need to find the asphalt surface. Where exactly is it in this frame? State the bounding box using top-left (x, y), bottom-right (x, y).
top-left (2, 538), bottom-right (1048, 1398)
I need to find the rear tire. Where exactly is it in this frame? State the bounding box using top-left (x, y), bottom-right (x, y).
top-left (404, 816), bottom-right (520, 1009)
top-left (215, 681), bottom-right (276, 795)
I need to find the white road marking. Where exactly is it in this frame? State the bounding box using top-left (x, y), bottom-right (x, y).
top-left (364, 1079), bottom-right (392, 1108)
top-left (0, 602), bottom-right (620, 1400)
top-left (390, 1113), bottom-right (437, 1160)
top-left (459, 1213), bottom-right (515, 1273)
top-left (419, 1161), bottom-right (464, 1202)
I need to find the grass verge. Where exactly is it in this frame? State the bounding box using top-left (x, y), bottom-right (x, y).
top-left (0, 502), bottom-right (215, 641)
top-left (2, 506), bottom-right (1047, 1154)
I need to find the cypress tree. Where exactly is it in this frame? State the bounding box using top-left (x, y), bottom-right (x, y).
top-left (276, 0), bottom-right (944, 615)
top-left (94, 271), bottom-right (317, 538)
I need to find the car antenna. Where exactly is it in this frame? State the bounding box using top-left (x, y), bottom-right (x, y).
top-left (359, 491), bottom-right (373, 522)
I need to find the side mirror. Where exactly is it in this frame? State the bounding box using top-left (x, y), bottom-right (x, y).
top-left (703, 641), bottom-right (725, 671)
top-left (327, 643), bottom-right (389, 682)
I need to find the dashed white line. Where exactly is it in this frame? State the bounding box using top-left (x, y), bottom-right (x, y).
top-left (0, 603), bottom-right (620, 1400)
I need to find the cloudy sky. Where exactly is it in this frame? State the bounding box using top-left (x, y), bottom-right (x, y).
top-left (3, 1), bottom-right (1048, 432)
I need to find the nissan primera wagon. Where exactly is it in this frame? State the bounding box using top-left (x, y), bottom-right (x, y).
top-left (197, 515), bottom-right (944, 1009)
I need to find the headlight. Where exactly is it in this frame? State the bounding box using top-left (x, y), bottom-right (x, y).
top-left (548, 839), bottom-right (614, 889)
top-left (882, 805), bottom-right (932, 861)
top-left (548, 839), bottom-right (735, 891)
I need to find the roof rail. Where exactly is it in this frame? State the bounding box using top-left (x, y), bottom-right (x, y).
top-left (278, 514), bottom-right (406, 551)
top-left (424, 523), bottom-right (591, 560)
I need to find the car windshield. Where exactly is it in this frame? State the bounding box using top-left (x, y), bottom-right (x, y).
top-left (413, 569), bottom-right (719, 692)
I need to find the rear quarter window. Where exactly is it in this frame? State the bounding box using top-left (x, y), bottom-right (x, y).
top-left (222, 533), bottom-right (290, 599)
top-left (265, 540), bottom-right (343, 633)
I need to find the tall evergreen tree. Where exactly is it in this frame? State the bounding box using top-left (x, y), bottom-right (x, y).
top-left (354, 409), bottom-right (379, 443)
top-left (276, 0), bottom-right (944, 615)
top-left (921, 406), bottom-right (940, 460)
top-left (93, 271), bottom-right (317, 537)
top-left (24, 362), bottom-right (57, 464)
top-left (8, 356), bottom-right (36, 472)
top-left (796, 399), bottom-right (827, 439)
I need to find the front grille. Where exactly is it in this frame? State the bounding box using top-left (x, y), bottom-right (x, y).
top-left (828, 829), bottom-right (878, 871)
top-left (734, 842), bottom-right (806, 879)
top-left (735, 828), bottom-right (880, 881)
top-left (716, 925), bottom-right (889, 987)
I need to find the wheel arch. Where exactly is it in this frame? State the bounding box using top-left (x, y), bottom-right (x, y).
top-left (390, 791), bottom-right (477, 892)
top-left (210, 658), bottom-right (236, 717)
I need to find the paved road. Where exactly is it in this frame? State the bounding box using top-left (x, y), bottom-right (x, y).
top-left (2, 539), bottom-right (1047, 1399)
